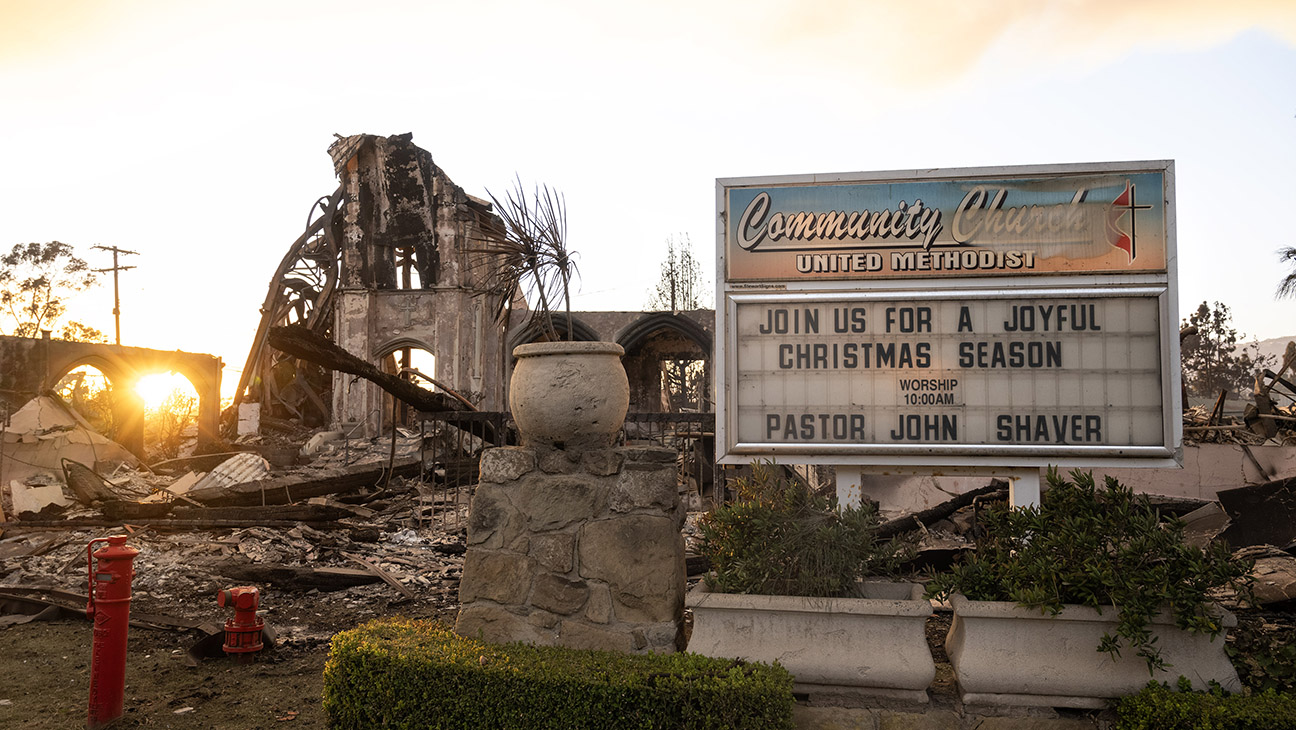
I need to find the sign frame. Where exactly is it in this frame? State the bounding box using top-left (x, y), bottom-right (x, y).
top-left (714, 160), bottom-right (1181, 469)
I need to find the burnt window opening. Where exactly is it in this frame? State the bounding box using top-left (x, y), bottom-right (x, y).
top-left (660, 358), bottom-right (708, 413)
top-left (621, 322), bottom-right (711, 414)
top-left (381, 347), bottom-right (438, 430)
top-left (55, 365), bottom-right (118, 438)
top-left (395, 245), bottom-right (429, 290)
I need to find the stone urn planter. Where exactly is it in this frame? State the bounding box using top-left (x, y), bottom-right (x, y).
top-left (509, 341), bottom-right (629, 450)
top-left (946, 594), bottom-right (1241, 709)
top-left (686, 580), bottom-right (935, 702)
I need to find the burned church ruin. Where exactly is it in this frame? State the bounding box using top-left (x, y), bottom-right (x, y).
top-left (233, 133), bottom-right (713, 439)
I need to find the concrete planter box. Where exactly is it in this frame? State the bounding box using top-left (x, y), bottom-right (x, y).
top-left (947, 594), bottom-right (1241, 709)
top-left (685, 581), bottom-right (935, 702)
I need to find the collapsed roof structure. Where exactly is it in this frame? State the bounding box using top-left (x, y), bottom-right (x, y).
top-left (1, 394), bottom-right (137, 486)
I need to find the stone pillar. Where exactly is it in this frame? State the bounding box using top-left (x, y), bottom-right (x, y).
top-left (456, 445), bottom-right (685, 654)
top-left (331, 290), bottom-right (381, 438)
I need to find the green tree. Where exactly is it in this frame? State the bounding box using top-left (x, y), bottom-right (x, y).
top-left (646, 234), bottom-right (710, 312)
top-left (1181, 301), bottom-right (1272, 398)
top-left (0, 241), bottom-right (105, 341)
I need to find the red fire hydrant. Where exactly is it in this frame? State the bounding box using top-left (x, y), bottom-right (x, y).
top-left (217, 586), bottom-right (264, 663)
top-left (86, 535), bottom-right (139, 730)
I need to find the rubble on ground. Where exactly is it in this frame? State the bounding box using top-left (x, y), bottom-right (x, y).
top-left (1183, 342), bottom-right (1296, 446)
top-left (2, 366), bottom-right (1296, 675)
top-left (1, 431), bottom-right (471, 641)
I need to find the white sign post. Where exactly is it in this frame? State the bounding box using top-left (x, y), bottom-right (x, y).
top-left (715, 161), bottom-right (1180, 507)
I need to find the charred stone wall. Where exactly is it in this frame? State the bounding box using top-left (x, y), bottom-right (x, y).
top-left (0, 334), bottom-right (221, 455)
top-left (326, 134), bottom-right (512, 434)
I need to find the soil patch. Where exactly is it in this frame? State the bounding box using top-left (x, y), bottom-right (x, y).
top-left (0, 602), bottom-right (458, 729)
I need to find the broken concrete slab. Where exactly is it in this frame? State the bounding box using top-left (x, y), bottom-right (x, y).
top-left (1, 395), bottom-right (138, 484)
top-left (860, 445), bottom-right (1296, 516)
top-left (9, 482), bottom-right (72, 517)
top-left (1236, 546), bottom-right (1296, 608)
top-left (302, 431), bottom-right (343, 457)
top-left (1180, 502), bottom-right (1231, 548)
top-left (1253, 556), bottom-right (1296, 608)
top-left (141, 470), bottom-right (202, 503)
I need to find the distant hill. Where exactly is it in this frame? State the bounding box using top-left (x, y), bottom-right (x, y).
top-left (1180, 335), bottom-right (1294, 414)
top-left (1253, 336), bottom-right (1295, 368)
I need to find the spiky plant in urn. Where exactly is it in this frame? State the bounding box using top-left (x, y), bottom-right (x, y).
top-left (475, 178), bottom-right (628, 451)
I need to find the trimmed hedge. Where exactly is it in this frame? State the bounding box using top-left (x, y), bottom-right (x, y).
top-left (1116, 680), bottom-right (1296, 730)
top-left (323, 618), bottom-right (794, 729)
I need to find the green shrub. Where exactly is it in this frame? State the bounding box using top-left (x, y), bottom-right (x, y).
top-left (323, 618), bottom-right (794, 730)
top-left (699, 460), bottom-right (913, 597)
top-left (1228, 612), bottom-right (1296, 693)
top-left (926, 468), bottom-right (1253, 672)
top-left (1116, 678), bottom-right (1296, 729)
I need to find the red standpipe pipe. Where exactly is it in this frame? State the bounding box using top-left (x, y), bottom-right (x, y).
top-left (217, 586), bottom-right (264, 663)
top-left (85, 535), bottom-right (139, 729)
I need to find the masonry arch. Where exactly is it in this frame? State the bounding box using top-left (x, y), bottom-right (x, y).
top-left (616, 313), bottom-right (712, 413)
top-left (616, 312), bottom-right (711, 355)
top-left (52, 358), bottom-right (141, 455)
top-left (373, 337), bottom-right (438, 430)
top-left (48, 353), bottom-right (213, 459)
top-left (0, 336), bottom-right (224, 459)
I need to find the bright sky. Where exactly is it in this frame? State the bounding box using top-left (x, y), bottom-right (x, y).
top-left (2, 1), bottom-right (1294, 398)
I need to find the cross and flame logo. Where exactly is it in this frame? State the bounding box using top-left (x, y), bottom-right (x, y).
top-left (1105, 180), bottom-right (1152, 263)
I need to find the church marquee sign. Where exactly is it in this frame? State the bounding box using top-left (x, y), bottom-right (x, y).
top-left (715, 161), bottom-right (1180, 467)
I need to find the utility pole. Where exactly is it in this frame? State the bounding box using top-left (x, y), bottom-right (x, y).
top-left (92, 245), bottom-right (139, 345)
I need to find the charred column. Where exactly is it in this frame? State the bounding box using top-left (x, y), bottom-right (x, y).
top-left (323, 134), bottom-right (512, 437)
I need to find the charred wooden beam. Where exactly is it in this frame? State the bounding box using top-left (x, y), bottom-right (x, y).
top-left (184, 458), bottom-right (425, 508)
top-left (0, 588), bottom-right (212, 631)
top-left (876, 482), bottom-right (1006, 539)
top-left (170, 504), bottom-right (358, 522)
top-left (343, 551), bottom-right (416, 599)
top-left (100, 500), bottom-right (173, 521)
top-left (267, 323), bottom-right (497, 443)
top-left (8, 518), bottom-right (355, 530)
top-left (61, 460), bottom-right (120, 505)
top-left (214, 561), bottom-right (382, 591)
